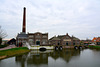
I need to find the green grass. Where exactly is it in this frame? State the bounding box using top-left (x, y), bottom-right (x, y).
top-left (88, 45), bottom-right (100, 48)
top-left (0, 47), bottom-right (30, 57)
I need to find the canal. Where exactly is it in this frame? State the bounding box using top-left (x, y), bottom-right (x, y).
top-left (0, 49), bottom-right (100, 67)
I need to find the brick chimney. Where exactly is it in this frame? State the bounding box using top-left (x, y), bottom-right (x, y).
top-left (22, 7), bottom-right (26, 33)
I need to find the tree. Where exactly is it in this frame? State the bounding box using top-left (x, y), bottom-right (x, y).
top-left (0, 26), bottom-right (7, 45)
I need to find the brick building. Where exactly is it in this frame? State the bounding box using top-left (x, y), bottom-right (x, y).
top-left (49, 33), bottom-right (80, 46)
top-left (16, 7), bottom-right (48, 46)
top-left (16, 7), bottom-right (80, 46)
top-left (28, 32), bottom-right (48, 46)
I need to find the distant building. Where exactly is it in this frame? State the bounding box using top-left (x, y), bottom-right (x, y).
top-left (28, 32), bottom-right (48, 46)
top-left (7, 38), bottom-right (16, 45)
top-left (92, 37), bottom-right (100, 45)
top-left (81, 39), bottom-right (92, 45)
top-left (92, 37), bottom-right (97, 44)
top-left (1, 40), bottom-right (8, 45)
top-left (96, 37), bottom-right (100, 45)
top-left (49, 33), bottom-right (80, 46)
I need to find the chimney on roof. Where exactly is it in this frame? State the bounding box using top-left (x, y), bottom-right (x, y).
top-left (66, 33), bottom-right (68, 35)
top-left (22, 7), bottom-right (26, 33)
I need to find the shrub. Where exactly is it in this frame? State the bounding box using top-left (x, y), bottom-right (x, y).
top-left (0, 45), bottom-right (7, 48)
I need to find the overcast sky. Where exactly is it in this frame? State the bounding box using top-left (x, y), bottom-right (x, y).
top-left (0, 0), bottom-right (100, 40)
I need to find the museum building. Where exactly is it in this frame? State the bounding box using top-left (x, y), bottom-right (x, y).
top-left (16, 7), bottom-right (48, 46)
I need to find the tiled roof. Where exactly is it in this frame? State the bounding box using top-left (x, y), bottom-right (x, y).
top-left (17, 32), bottom-right (28, 38)
top-left (57, 35), bottom-right (65, 39)
top-left (49, 33), bottom-right (80, 41)
top-left (96, 37), bottom-right (100, 42)
top-left (92, 37), bottom-right (100, 42)
top-left (92, 37), bottom-right (97, 42)
top-left (72, 36), bottom-right (80, 40)
top-left (49, 36), bottom-right (60, 40)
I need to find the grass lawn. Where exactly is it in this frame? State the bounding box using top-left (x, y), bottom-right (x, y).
top-left (88, 45), bottom-right (100, 48)
top-left (0, 47), bottom-right (30, 59)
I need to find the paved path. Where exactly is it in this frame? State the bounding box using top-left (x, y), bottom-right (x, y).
top-left (0, 45), bottom-right (16, 51)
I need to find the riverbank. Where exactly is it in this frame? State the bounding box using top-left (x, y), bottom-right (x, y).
top-left (0, 47), bottom-right (30, 60)
top-left (88, 45), bottom-right (100, 48)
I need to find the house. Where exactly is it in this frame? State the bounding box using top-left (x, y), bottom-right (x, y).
top-left (80, 39), bottom-right (92, 45)
top-left (92, 37), bottom-right (100, 45)
top-left (49, 33), bottom-right (80, 46)
top-left (7, 38), bottom-right (16, 45)
top-left (96, 37), bottom-right (100, 45)
top-left (92, 37), bottom-right (97, 44)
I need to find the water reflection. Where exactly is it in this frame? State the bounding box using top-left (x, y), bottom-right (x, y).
top-left (1, 49), bottom-right (100, 67)
top-left (15, 49), bottom-right (81, 67)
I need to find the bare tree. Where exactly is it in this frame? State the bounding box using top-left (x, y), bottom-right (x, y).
top-left (0, 26), bottom-right (7, 45)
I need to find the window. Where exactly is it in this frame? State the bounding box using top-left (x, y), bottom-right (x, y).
top-left (73, 43), bottom-right (75, 45)
top-left (36, 35), bottom-right (40, 38)
top-left (43, 36), bottom-right (47, 38)
top-left (42, 39), bottom-right (47, 44)
top-left (66, 42), bottom-right (68, 45)
top-left (42, 41), bottom-right (46, 44)
top-left (29, 39), bottom-right (33, 41)
top-left (29, 39), bottom-right (33, 45)
top-left (29, 42), bottom-right (33, 45)
top-left (29, 35), bottom-right (34, 38)
top-left (58, 43), bottom-right (60, 45)
top-left (37, 34), bottom-right (39, 35)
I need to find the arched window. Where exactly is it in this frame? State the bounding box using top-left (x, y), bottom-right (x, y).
top-left (66, 42), bottom-right (68, 46)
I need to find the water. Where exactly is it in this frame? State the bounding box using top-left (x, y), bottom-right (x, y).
top-left (0, 49), bottom-right (100, 67)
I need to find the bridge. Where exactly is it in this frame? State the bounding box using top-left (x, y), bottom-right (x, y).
top-left (54, 45), bottom-right (88, 50)
top-left (25, 43), bottom-right (88, 50)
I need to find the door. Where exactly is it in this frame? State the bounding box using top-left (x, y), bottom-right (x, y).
top-left (36, 41), bottom-right (40, 45)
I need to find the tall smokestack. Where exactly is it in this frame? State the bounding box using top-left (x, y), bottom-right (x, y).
top-left (22, 7), bottom-right (26, 33)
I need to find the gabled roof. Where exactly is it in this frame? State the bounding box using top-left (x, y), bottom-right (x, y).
top-left (49, 33), bottom-right (80, 41)
top-left (49, 36), bottom-right (60, 40)
top-left (57, 33), bottom-right (71, 39)
top-left (57, 35), bottom-right (65, 39)
top-left (92, 37), bottom-right (97, 42)
top-left (96, 37), bottom-right (100, 42)
top-left (72, 36), bottom-right (80, 40)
